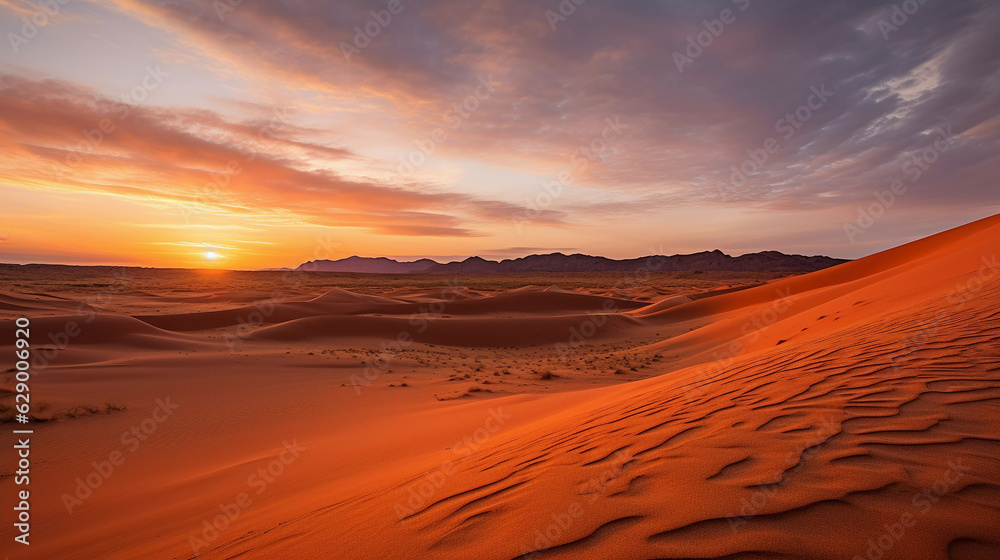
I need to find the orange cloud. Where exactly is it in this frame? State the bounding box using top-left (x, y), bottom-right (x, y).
top-left (0, 74), bottom-right (564, 241)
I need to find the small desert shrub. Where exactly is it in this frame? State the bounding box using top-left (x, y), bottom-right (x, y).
top-left (64, 402), bottom-right (127, 418)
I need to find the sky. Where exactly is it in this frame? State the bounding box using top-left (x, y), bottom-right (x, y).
top-left (0, 0), bottom-right (998, 269)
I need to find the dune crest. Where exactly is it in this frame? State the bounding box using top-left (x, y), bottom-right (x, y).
top-left (3, 215), bottom-right (998, 560)
top-left (208, 214), bottom-right (1000, 559)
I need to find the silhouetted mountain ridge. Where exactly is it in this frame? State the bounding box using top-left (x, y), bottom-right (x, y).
top-left (295, 256), bottom-right (437, 273)
top-left (296, 251), bottom-right (848, 274)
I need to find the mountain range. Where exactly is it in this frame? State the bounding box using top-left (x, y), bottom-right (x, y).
top-left (295, 251), bottom-right (848, 274)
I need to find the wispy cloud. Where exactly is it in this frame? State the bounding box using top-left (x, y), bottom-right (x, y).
top-left (0, 74), bottom-right (562, 237)
top-left (1, 0), bottom-right (998, 266)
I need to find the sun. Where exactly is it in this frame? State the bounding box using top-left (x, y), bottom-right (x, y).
top-left (204, 251), bottom-right (221, 261)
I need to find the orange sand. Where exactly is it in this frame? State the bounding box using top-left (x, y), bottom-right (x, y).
top-left (1, 215), bottom-right (999, 559)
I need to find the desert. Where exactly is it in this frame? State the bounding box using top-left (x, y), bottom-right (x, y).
top-left (1, 214), bottom-right (998, 559)
top-left (2, 1), bottom-right (1000, 558)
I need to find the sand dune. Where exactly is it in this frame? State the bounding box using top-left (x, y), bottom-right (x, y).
top-left (249, 313), bottom-right (643, 347)
top-left (0, 292), bottom-right (99, 314)
top-left (1, 215), bottom-right (998, 559)
top-left (204, 215), bottom-right (1000, 560)
top-left (123, 287), bottom-right (648, 334)
top-left (309, 287), bottom-right (406, 305)
top-left (0, 314), bottom-right (204, 349)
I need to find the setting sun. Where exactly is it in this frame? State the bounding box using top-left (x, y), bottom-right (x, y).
top-left (1, 1), bottom-right (999, 559)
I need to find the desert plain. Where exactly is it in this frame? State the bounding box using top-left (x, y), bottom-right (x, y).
top-left (1, 214), bottom-right (999, 560)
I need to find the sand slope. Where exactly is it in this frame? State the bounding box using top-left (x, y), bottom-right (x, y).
top-left (2, 215), bottom-right (998, 560)
top-left (208, 215), bottom-right (1000, 559)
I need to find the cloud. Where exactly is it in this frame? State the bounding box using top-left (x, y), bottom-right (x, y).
top-left (2, 0), bottom-right (999, 266)
top-left (0, 74), bottom-right (564, 236)
top-left (94, 0), bottom-right (1000, 217)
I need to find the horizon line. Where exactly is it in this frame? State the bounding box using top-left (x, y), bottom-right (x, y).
top-left (0, 247), bottom-right (851, 273)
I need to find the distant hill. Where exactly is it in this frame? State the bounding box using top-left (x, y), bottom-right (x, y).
top-left (296, 256), bottom-right (438, 273)
top-left (296, 251), bottom-right (848, 274)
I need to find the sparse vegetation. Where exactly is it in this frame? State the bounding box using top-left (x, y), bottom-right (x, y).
top-left (0, 402), bottom-right (132, 423)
